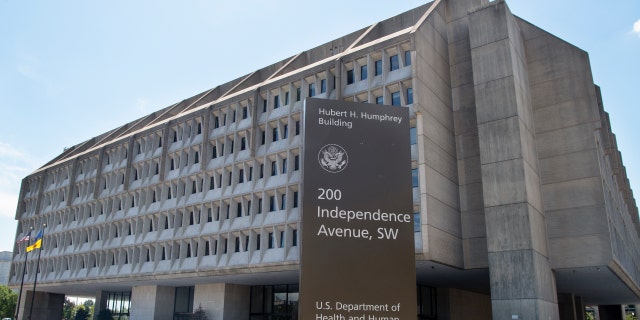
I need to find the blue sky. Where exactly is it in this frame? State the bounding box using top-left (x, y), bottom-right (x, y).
top-left (0, 0), bottom-right (638, 252)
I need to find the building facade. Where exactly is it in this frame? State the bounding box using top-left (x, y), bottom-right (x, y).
top-left (10, 0), bottom-right (640, 319)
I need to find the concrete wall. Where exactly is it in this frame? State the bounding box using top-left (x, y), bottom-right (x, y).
top-left (130, 285), bottom-right (176, 320)
top-left (18, 291), bottom-right (64, 320)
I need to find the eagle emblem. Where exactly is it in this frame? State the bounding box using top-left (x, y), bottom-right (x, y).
top-left (318, 144), bottom-right (348, 173)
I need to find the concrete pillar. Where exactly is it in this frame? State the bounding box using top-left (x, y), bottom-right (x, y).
top-left (93, 290), bottom-right (109, 319)
top-left (574, 296), bottom-right (585, 320)
top-left (468, 2), bottom-right (558, 319)
top-left (558, 293), bottom-right (577, 320)
top-left (130, 285), bottom-right (176, 320)
top-left (194, 283), bottom-right (250, 320)
top-left (18, 291), bottom-right (64, 320)
top-left (597, 305), bottom-right (624, 320)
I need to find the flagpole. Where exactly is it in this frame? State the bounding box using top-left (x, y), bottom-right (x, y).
top-left (27, 224), bottom-right (45, 320)
top-left (14, 227), bottom-right (33, 320)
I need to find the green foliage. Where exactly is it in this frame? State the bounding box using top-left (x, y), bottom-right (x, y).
top-left (96, 308), bottom-right (113, 320)
top-left (74, 305), bottom-right (89, 320)
top-left (191, 304), bottom-right (208, 320)
top-left (63, 298), bottom-right (76, 320)
top-left (0, 285), bottom-right (17, 318)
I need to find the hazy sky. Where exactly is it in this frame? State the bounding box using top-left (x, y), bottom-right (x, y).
top-left (0, 0), bottom-right (638, 252)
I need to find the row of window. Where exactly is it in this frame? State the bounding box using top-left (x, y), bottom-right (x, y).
top-left (16, 228), bottom-right (299, 277)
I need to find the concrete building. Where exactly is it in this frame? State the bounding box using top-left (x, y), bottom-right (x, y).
top-left (9, 0), bottom-right (639, 319)
top-left (0, 251), bottom-right (12, 285)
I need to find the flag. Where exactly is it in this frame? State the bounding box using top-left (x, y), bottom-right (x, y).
top-left (16, 235), bottom-right (30, 244)
top-left (26, 230), bottom-right (43, 253)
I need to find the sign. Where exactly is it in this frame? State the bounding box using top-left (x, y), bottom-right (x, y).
top-left (300, 98), bottom-right (416, 320)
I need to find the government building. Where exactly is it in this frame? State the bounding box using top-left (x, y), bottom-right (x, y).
top-left (9, 0), bottom-right (640, 319)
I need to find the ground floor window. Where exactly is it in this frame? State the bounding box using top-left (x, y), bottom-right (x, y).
top-left (106, 291), bottom-right (131, 320)
top-left (174, 286), bottom-right (195, 320)
top-left (417, 285), bottom-right (437, 319)
top-left (250, 284), bottom-right (299, 320)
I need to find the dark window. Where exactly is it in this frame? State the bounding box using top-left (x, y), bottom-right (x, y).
top-left (258, 198), bottom-right (263, 213)
top-left (240, 137), bottom-right (246, 150)
top-left (412, 168), bottom-right (419, 187)
top-left (232, 110), bottom-right (236, 123)
top-left (407, 88), bottom-right (414, 105)
top-left (237, 202), bottom-right (242, 217)
top-left (294, 155), bottom-right (300, 171)
top-left (296, 87), bottom-right (301, 101)
top-left (261, 130), bottom-right (266, 145)
top-left (262, 99), bottom-right (267, 113)
top-left (248, 167), bottom-right (253, 181)
top-left (308, 83), bottom-right (315, 97)
top-left (293, 191), bottom-right (299, 208)
top-left (361, 65), bottom-right (368, 80)
top-left (376, 96), bottom-right (383, 105)
top-left (239, 169), bottom-right (244, 183)
top-left (272, 127), bottom-right (279, 142)
top-left (390, 54), bottom-right (400, 71)
top-left (292, 229), bottom-right (298, 246)
top-left (279, 230), bottom-right (285, 248)
top-left (212, 146), bottom-right (217, 159)
top-left (269, 196), bottom-right (276, 212)
top-left (374, 60), bottom-right (382, 76)
top-left (197, 122), bottom-right (202, 134)
top-left (214, 116), bottom-right (220, 128)
top-left (280, 194), bottom-right (286, 210)
top-left (274, 95), bottom-right (280, 109)
top-left (282, 158), bottom-right (287, 174)
top-left (283, 124), bottom-right (288, 139)
top-left (268, 232), bottom-right (274, 249)
top-left (284, 92), bottom-right (290, 105)
top-left (260, 164), bottom-right (264, 179)
top-left (320, 79), bottom-right (327, 93)
top-left (391, 91), bottom-right (401, 106)
top-left (404, 50), bottom-right (411, 66)
top-left (242, 106), bottom-right (248, 119)
top-left (271, 161), bottom-right (277, 176)
top-left (346, 69), bottom-right (354, 84)
top-left (229, 140), bottom-right (234, 154)
top-left (295, 120), bottom-right (300, 135)
top-left (256, 235), bottom-right (261, 250)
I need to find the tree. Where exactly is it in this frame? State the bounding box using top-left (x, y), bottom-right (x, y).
top-left (74, 305), bottom-right (89, 320)
top-left (96, 308), bottom-right (113, 320)
top-left (0, 285), bottom-right (17, 318)
top-left (82, 300), bottom-right (94, 319)
top-left (191, 304), bottom-right (208, 320)
top-left (63, 298), bottom-right (76, 320)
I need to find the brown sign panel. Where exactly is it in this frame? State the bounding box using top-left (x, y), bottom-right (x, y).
top-left (300, 98), bottom-right (416, 319)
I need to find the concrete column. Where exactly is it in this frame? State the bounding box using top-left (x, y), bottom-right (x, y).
top-left (18, 291), bottom-right (64, 320)
top-left (558, 293), bottom-right (578, 320)
top-left (468, 2), bottom-right (558, 319)
top-left (597, 305), bottom-right (624, 320)
top-left (130, 285), bottom-right (176, 320)
top-left (194, 283), bottom-right (250, 320)
top-left (94, 290), bottom-right (109, 319)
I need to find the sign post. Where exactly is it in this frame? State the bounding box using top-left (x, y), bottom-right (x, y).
top-left (300, 98), bottom-right (416, 319)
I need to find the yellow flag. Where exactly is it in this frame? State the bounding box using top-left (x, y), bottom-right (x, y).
top-left (26, 239), bottom-right (42, 252)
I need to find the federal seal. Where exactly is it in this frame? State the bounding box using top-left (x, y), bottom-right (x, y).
top-left (318, 144), bottom-right (348, 173)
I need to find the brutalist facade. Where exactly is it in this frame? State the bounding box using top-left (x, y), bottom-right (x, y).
top-left (10, 0), bottom-right (639, 319)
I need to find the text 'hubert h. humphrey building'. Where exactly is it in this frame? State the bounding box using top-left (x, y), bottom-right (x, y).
top-left (10, 0), bottom-right (640, 319)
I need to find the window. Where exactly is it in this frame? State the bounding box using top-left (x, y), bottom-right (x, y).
top-left (284, 92), bottom-right (290, 105)
top-left (346, 69), bottom-right (354, 84)
top-left (262, 100), bottom-right (267, 113)
top-left (212, 146), bottom-right (218, 159)
top-left (271, 161), bottom-right (277, 176)
top-left (375, 96), bottom-right (383, 105)
top-left (283, 124), bottom-right (288, 139)
top-left (214, 116), bottom-right (220, 129)
top-left (242, 106), bottom-right (248, 119)
top-left (295, 120), bottom-right (300, 135)
top-left (293, 191), bottom-right (299, 208)
top-left (412, 168), bottom-right (419, 187)
top-left (260, 164), bottom-right (264, 179)
top-left (279, 230), bottom-right (285, 248)
top-left (410, 127), bottom-right (417, 145)
top-left (268, 232), bottom-right (274, 249)
top-left (391, 91), bottom-right (401, 106)
top-left (269, 195), bottom-right (276, 212)
top-left (232, 110), bottom-right (236, 123)
top-left (407, 88), bottom-right (413, 105)
top-left (229, 139), bottom-right (234, 154)
top-left (282, 158), bottom-right (287, 174)
top-left (404, 50), bottom-right (411, 66)
top-left (390, 54), bottom-right (399, 71)
top-left (239, 169), bottom-right (244, 183)
top-left (248, 167), bottom-right (253, 181)
top-left (237, 202), bottom-right (242, 217)
top-left (374, 60), bottom-right (382, 76)
top-left (260, 130), bottom-right (266, 145)
top-left (256, 235), bottom-right (261, 250)
top-left (320, 79), bottom-right (327, 93)
top-left (292, 230), bottom-right (298, 246)
top-left (240, 137), bottom-right (246, 151)
top-left (308, 83), bottom-right (316, 97)
top-left (274, 95), bottom-right (280, 109)
top-left (280, 194), bottom-right (286, 210)
top-left (414, 212), bottom-right (421, 233)
top-left (258, 198), bottom-right (263, 213)
top-left (361, 65), bottom-right (368, 80)
top-left (296, 87), bottom-right (301, 101)
top-left (272, 127), bottom-right (279, 142)
top-left (294, 155), bottom-right (300, 171)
